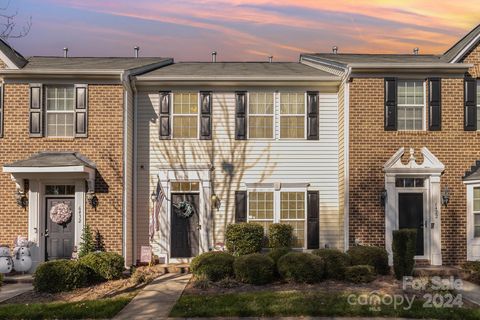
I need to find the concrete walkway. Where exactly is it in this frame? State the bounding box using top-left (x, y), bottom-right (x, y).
top-left (0, 282), bottom-right (33, 303)
top-left (114, 273), bottom-right (191, 320)
top-left (457, 279), bottom-right (480, 306)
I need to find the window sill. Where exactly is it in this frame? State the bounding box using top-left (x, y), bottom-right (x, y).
top-left (391, 130), bottom-right (429, 136)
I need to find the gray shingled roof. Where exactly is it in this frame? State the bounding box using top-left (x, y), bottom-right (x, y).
top-left (4, 152), bottom-right (96, 168)
top-left (463, 160), bottom-right (480, 181)
top-left (0, 38), bottom-right (28, 68)
top-left (22, 57), bottom-right (171, 71)
top-left (443, 24), bottom-right (480, 62)
top-left (137, 62), bottom-right (339, 80)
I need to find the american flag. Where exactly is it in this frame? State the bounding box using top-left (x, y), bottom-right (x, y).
top-left (149, 179), bottom-right (166, 240)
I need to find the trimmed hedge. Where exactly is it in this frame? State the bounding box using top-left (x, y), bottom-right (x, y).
top-left (234, 253), bottom-right (274, 285)
top-left (348, 246), bottom-right (390, 275)
top-left (267, 247), bottom-right (291, 265)
top-left (345, 265), bottom-right (376, 283)
top-left (463, 261), bottom-right (480, 273)
top-left (392, 229), bottom-right (417, 280)
top-left (277, 252), bottom-right (324, 283)
top-left (191, 251), bottom-right (235, 282)
top-left (312, 249), bottom-right (350, 280)
top-left (268, 224), bottom-right (293, 248)
top-left (33, 260), bottom-right (90, 293)
top-left (79, 252), bottom-right (124, 281)
top-left (225, 223), bottom-right (264, 256)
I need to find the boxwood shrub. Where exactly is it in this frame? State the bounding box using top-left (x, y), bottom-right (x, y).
top-left (225, 223), bottom-right (264, 256)
top-left (312, 248), bottom-right (350, 280)
top-left (268, 223), bottom-right (293, 248)
top-left (277, 252), bottom-right (324, 283)
top-left (234, 253), bottom-right (274, 285)
top-left (392, 229), bottom-right (417, 280)
top-left (345, 265), bottom-right (376, 283)
top-left (190, 251), bottom-right (235, 282)
top-left (33, 260), bottom-right (90, 293)
top-left (348, 246), bottom-right (390, 275)
top-left (79, 252), bottom-right (124, 281)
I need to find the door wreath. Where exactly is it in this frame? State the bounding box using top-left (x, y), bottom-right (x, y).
top-left (49, 202), bottom-right (72, 226)
top-left (173, 201), bottom-right (195, 218)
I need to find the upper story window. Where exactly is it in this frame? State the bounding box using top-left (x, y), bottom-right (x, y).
top-left (45, 86), bottom-right (75, 137)
top-left (397, 80), bottom-right (425, 131)
top-left (172, 92), bottom-right (198, 139)
top-left (280, 93), bottom-right (305, 139)
top-left (248, 92), bottom-right (274, 139)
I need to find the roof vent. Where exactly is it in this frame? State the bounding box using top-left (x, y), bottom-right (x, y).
top-left (63, 47), bottom-right (68, 58)
top-left (332, 46), bottom-right (338, 54)
top-left (413, 47), bottom-right (419, 55)
top-left (134, 46), bottom-right (140, 58)
top-left (212, 51), bottom-right (217, 63)
top-left (268, 56), bottom-right (273, 63)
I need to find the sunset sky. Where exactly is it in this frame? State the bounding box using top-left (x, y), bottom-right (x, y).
top-left (6, 0), bottom-right (480, 61)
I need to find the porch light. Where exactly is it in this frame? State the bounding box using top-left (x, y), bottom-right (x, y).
top-left (87, 191), bottom-right (98, 208)
top-left (211, 193), bottom-right (221, 210)
top-left (380, 189), bottom-right (387, 207)
top-left (150, 191), bottom-right (157, 203)
top-left (442, 185), bottom-right (450, 207)
top-left (15, 190), bottom-right (28, 208)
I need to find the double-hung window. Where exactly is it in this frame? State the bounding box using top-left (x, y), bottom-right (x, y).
top-left (397, 80), bottom-right (425, 131)
top-left (172, 92), bottom-right (198, 139)
top-left (248, 189), bottom-right (307, 248)
top-left (248, 92), bottom-right (274, 139)
top-left (280, 93), bottom-right (305, 139)
top-left (474, 187), bottom-right (480, 238)
top-left (45, 86), bottom-right (75, 137)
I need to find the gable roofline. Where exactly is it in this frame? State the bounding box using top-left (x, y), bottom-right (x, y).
top-left (443, 24), bottom-right (480, 63)
top-left (0, 38), bottom-right (28, 69)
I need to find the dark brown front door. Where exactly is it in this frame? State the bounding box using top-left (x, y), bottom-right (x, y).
top-left (45, 198), bottom-right (75, 260)
top-left (398, 193), bottom-right (424, 256)
top-left (171, 193), bottom-right (200, 258)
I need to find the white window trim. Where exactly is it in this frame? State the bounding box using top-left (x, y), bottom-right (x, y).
top-left (397, 80), bottom-right (426, 131)
top-left (45, 86), bottom-right (75, 138)
top-left (171, 92), bottom-right (200, 140)
top-left (278, 92), bottom-right (307, 140)
top-left (247, 187), bottom-right (307, 249)
top-left (466, 182), bottom-right (480, 261)
top-left (247, 92), bottom-right (275, 140)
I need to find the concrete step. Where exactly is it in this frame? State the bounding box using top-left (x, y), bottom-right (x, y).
top-left (413, 266), bottom-right (469, 278)
top-left (158, 264), bottom-right (190, 274)
top-left (3, 274), bottom-right (33, 284)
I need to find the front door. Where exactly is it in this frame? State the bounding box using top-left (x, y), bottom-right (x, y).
top-left (398, 193), bottom-right (424, 256)
top-left (45, 198), bottom-right (75, 260)
top-left (170, 193), bottom-right (200, 258)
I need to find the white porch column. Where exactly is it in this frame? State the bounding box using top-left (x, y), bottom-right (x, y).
top-left (385, 174), bottom-right (397, 266)
top-left (430, 175), bottom-right (442, 266)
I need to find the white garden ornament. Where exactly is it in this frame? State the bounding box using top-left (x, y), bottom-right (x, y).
top-left (49, 202), bottom-right (72, 225)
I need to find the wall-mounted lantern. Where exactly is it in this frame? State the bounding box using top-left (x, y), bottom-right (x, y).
top-left (87, 191), bottom-right (98, 208)
top-left (15, 190), bottom-right (28, 208)
top-left (211, 193), bottom-right (221, 210)
top-left (441, 185), bottom-right (450, 207)
top-left (380, 189), bottom-right (387, 207)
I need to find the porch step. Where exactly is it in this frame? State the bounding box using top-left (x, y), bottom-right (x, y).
top-left (158, 264), bottom-right (190, 274)
top-left (413, 266), bottom-right (469, 278)
top-left (3, 274), bottom-right (33, 284)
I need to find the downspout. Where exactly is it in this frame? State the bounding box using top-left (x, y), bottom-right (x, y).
top-left (343, 66), bottom-right (352, 252)
top-left (132, 79), bottom-right (138, 265)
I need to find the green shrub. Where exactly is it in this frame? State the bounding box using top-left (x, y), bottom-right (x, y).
top-left (33, 260), bottom-right (90, 293)
top-left (268, 224), bottom-right (293, 248)
top-left (225, 223), bottom-right (264, 256)
top-left (392, 229), bottom-right (417, 280)
top-left (217, 277), bottom-right (240, 288)
top-left (190, 251), bottom-right (235, 282)
top-left (267, 247), bottom-right (291, 264)
top-left (345, 265), bottom-right (376, 283)
top-left (0, 273), bottom-right (3, 287)
top-left (348, 246), bottom-right (390, 275)
top-left (277, 252), bottom-right (324, 283)
top-left (463, 261), bottom-right (480, 273)
top-left (79, 252), bottom-right (124, 281)
top-left (79, 224), bottom-right (95, 258)
top-left (312, 248), bottom-right (350, 280)
top-left (192, 274), bottom-right (212, 290)
top-left (234, 253), bottom-right (274, 285)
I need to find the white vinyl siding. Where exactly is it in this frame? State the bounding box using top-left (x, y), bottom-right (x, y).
top-left (397, 81), bottom-right (425, 131)
top-left (45, 86), bottom-right (75, 137)
top-left (136, 87), bottom-right (341, 257)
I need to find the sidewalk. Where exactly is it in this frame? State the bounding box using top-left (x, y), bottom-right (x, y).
top-left (114, 272), bottom-right (191, 320)
top-left (0, 282), bottom-right (33, 303)
top-left (457, 279), bottom-right (480, 306)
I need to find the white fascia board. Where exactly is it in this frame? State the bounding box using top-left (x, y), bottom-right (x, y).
top-left (349, 63), bottom-right (473, 69)
top-left (0, 51), bottom-right (20, 69)
top-left (3, 166), bottom-right (94, 174)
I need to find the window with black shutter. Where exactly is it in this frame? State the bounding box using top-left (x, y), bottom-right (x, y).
top-left (75, 84), bottom-right (88, 137)
top-left (200, 91), bottom-right (212, 140)
top-left (465, 77), bottom-right (477, 131)
top-left (235, 92), bottom-right (247, 140)
top-left (307, 190), bottom-right (320, 249)
top-left (159, 91), bottom-right (171, 139)
top-left (235, 191), bottom-right (247, 222)
top-left (29, 84), bottom-right (43, 137)
top-left (428, 78), bottom-right (441, 131)
top-left (384, 78), bottom-right (397, 130)
top-left (306, 91), bottom-right (319, 140)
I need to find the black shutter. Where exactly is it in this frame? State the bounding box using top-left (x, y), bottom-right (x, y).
top-left (75, 85), bottom-right (88, 137)
top-left (428, 78), bottom-right (441, 131)
top-left (200, 91), bottom-right (212, 140)
top-left (235, 191), bottom-right (247, 223)
top-left (235, 92), bottom-right (247, 140)
top-left (159, 91), bottom-right (171, 139)
top-left (0, 84), bottom-right (3, 138)
top-left (464, 77), bottom-right (477, 131)
top-left (29, 85), bottom-right (43, 137)
top-left (307, 190), bottom-right (320, 249)
top-left (307, 91), bottom-right (319, 140)
top-left (384, 78), bottom-right (397, 131)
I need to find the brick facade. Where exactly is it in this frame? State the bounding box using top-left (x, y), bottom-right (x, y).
top-left (348, 45), bottom-right (480, 265)
top-left (0, 83), bottom-right (125, 254)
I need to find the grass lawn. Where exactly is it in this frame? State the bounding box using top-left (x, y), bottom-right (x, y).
top-left (0, 294), bottom-right (134, 319)
top-left (170, 290), bottom-right (480, 320)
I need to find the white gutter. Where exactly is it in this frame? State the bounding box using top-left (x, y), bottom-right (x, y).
top-left (348, 63), bottom-right (472, 69)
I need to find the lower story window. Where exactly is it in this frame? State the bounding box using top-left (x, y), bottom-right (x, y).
top-left (248, 189), bottom-right (306, 248)
top-left (474, 187), bottom-right (480, 237)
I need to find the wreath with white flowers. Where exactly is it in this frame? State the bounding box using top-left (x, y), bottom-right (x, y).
top-left (173, 201), bottom-right (195, 219)
top-left (50, 203), bottom-right (72, 226)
